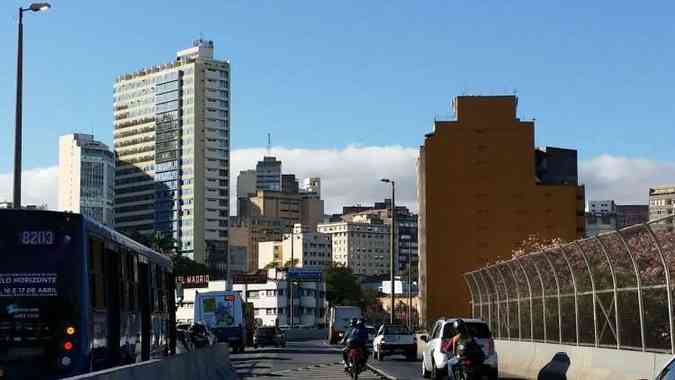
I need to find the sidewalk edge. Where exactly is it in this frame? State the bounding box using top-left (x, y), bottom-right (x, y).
top-left (366, 363), bottom-right (398, 380)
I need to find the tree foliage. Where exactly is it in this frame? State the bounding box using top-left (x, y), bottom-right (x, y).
top-left (325, 264), bottom-right (362, 307)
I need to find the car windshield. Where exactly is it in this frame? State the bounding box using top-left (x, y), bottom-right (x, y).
top-left (383, 325), bottom-right (410, 335)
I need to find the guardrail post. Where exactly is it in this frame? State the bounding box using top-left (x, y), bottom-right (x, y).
top-left (575, 241), bottom-right (599, 347)
top-left (476, 269), bottom-right (493, 334)
top-left (615, 232), bottom-right (646, 352)
top-left (645, 222), bottom-right (674, 354)
top-left (560, 245), bottom-right (580, 345)
top-left (594, 236), bottom-right (620, 349)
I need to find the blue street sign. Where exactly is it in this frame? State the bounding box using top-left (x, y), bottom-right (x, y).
top-left (288, 269), bottom-right (322, 282)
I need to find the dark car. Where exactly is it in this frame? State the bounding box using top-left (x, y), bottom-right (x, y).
top-left (253, 326), bottom-right (287, 348)
top-left (177, 323), bottom-right (217, 349)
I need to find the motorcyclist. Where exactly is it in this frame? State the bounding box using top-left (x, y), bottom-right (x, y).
top-left (450, 319), bottom-right (485, 376)
top-left (341, 318), bottom-right (368, 369)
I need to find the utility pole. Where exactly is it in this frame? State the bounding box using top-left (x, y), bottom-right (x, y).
top-left (289, 229), bottom-right (294, 328)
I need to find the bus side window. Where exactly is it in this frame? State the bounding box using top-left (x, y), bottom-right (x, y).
top-left (89, 238), bottom-right (106, 309)
top-left (119, 251), bottom-right (128, 311)
top-left (128, 254), bottom-right (137, 311)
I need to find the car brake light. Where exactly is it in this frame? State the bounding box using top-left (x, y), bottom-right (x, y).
top-left (440, 339), bottom-right (452, 354)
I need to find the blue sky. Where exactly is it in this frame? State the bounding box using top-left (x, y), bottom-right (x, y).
top-left (0, 1), bottom-right (674, 207)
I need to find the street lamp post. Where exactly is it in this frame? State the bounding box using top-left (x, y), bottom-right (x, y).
top-left (381, 179), bottom-right (396, 324)
top-left (13, 3), bottom-right (51, 209)
top-left (401, 234), bottom-right (412, 330)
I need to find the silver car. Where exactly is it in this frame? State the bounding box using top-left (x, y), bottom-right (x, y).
top-left (420, 318), bottom-right (498, 380)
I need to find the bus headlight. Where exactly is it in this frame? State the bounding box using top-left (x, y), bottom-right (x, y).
top-left (58, 355), bottom-right (72, 368)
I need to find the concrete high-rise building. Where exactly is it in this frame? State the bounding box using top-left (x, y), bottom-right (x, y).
top-left (301, 177), bottom-right (321, 197)
top-left (341, 200), bottom-right (418, 273)
top-left (318, 216), bottom-right (390, 276)
top-left (229, 216), bottom-right (290, 272)
top-left (256, 156), bottom-right (282, 191)
top-left (589, 200), bottom-right (616, 215)
top-left (649, 186), bottom-right (675, 220)
top-left (282, 174), bottom-right (299, 194)
top-left (616, 204), bottom-right (649, 227)
top-left (113, 39), bottom-right (230, 271)
top-left (237, 169), bottom-right (257, 199)
top-left (58, 133), bottom-right (115, 226)
top-left (258, 224), bottom-right (332, 270)
top-left (417, 96), bottom-right (585, 324)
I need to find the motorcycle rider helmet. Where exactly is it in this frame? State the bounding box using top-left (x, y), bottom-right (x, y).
top-left (350, 318), bottom-right (358, 327)
top-left (453, 319), bottom-right (468, 335)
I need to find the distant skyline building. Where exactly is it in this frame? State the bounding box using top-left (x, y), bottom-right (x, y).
top-left (585, 199), bottom-right (649, 237)
top-left (57, 133), bottom-right (115, 226)
top-left (649, 186), bottom-right (675, 221)
top-left (258, 224), bottom-right (332, 270)
top-left (256, 156), bottom-right (282, 191)
top-left (318, 216), bottom-right (390, 276)
top-left (113, 39), bottom-right (230, 271)
top-left (237, 169), bottom-right (257, 198)
top-left (282, 174), bottom-right (299, 194)
top-left (301, 177), bottom-right (321, 197)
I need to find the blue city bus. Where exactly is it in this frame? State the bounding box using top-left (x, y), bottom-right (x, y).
top-left (0, 209), bottom-right (175, 379)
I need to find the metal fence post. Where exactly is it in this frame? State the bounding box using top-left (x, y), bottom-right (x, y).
top-left (543, 249), bottom-right (563, 344)
top-left (515, 257), bottom-right (534, 341)
top-left (493, 264), bottom-right (512, 340)
top-left (645, 222), bottom-right (675, 354)
top-left (506, 261), bottom-right (523, 340)
top-left (529, 254), bottom-right (547, 341)
top-left (575, 241), bottom-right (599, 347)
top-left (615, 231), bottom-right (646, 352)
top-left (476, 269), bottom-right (493, 334)
top-left (594, 236), bottom-right (620, 349)
top-left (484, 267), bottom-right (502, 338)
top-left (560, 245), bottom-right (580, 345)
top-left (469, 272), bottom-right (485, 321)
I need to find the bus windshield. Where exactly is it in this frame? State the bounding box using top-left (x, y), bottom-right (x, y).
top-left (0, 212), bottom-right (81, 379)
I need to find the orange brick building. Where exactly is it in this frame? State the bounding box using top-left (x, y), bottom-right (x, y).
top-left (417, 96), bottom-right (585, 326)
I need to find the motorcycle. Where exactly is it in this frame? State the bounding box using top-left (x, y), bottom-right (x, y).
top-left (450, 342), bottom-right (485, 380)
top-left (346, 346), bottom-right (365, 380)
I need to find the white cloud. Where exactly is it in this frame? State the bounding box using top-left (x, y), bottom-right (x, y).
top-left (579, 154), bottom-right (675, 205)
top-left (0, 166), bottom-right (58, 208)
top-left (3, 151), bottom-right (669, 214)
top-left (231, 145), bottom-right (419, 213)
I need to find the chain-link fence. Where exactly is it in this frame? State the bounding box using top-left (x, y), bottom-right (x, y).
top-left (464, 215), bottom-right (675, 354)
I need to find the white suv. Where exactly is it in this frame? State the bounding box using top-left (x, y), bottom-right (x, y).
top-left (421, 318), bottom-right (498, 380)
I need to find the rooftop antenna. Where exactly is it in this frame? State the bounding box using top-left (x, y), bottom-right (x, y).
top-left (267, 133), bottom-right (271, 156)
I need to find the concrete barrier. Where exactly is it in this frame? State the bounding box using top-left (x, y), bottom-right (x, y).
top-left (495, 340), bottom-right (672, 380)
top-left (62, 343), bottom-right (238, 380)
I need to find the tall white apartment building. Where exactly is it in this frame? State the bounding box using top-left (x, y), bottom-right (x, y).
top-left (57, 133), bottom-right (115, 226)
top-left (301, 177), bottom-right (321, 197)
top-left (113, 40), bottom-right (230, 269)
top-left (317, 216), bottom-right (390, 276)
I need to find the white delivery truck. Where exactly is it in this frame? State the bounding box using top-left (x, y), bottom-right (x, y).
top-left (328, 305), bottom-right (363, 344)
top-left (194, 290), bottom-right (247, 353)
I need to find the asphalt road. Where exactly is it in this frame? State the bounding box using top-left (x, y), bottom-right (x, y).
top-left (230, 339), bottom-right (384, 379)
top-left (367, 352), bottom-right (525, 380)
top-left (230, 340), bottom-right (525, 380)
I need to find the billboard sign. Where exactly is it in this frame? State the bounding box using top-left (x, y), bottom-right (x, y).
top-left (233, 272), bottom-right (268, 284)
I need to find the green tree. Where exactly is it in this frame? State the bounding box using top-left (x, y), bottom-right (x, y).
top-left (172, 255), bottom-right (210, 277)
top-left (325, 264), bottom-right (362, 307)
